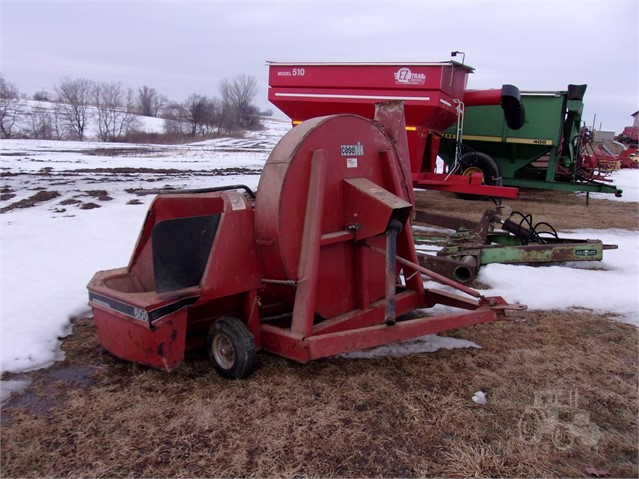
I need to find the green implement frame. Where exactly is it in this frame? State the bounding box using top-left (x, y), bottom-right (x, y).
top-left (439, 84), bottom-right (622, 196)
top-left (412, 209), bottom-right (617, 284)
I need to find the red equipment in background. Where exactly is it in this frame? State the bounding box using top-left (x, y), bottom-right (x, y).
top-left (268, 61), bottom-right (525, 199)
top-left (618, 149), bottom-right (639, 169)
top-left (597, 147), bottom-right (639, 170)
top-left (619, 126), bottom-right (638, 145)
top-left (88, 102), bottom-right (525, 378)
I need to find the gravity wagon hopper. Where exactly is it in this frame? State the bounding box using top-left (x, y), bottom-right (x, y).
top-left (267, 60), bottom-right (526, 199)
top-left (87, 102), bottom-right (525, 378)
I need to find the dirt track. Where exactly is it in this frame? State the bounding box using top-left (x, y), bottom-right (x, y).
top-left (414, 187), bottom-right (639, 231)
top-left (1, 188), bottom-right (638, 478)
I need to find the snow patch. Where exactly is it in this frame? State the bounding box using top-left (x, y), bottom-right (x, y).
top-left (1, 377), bottom-right (33, 404)
top-left (477, 229), bottom-right (639, 326)
top-left (341, 333), bottom-right (481, 359)
top-left (580, 169), bottom-right (639, 203)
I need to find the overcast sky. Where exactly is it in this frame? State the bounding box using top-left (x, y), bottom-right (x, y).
top-left (1, 0), bottom-right (637, 132)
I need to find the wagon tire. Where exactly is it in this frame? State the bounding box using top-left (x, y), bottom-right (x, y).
top-left (552, 423), bottom-right (576, 450)
top-left (207, 316), bottom-right (256, 379)
top-left (456, 151), bottom-right (502, 200)
top-left (518, 409), bottom-right (543, 445)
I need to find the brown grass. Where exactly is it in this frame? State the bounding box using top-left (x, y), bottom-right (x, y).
top-left (2, 189), bottom-right (638, 478)
top-left (415, 187), bottom-right (639, 230)
top-left (1, 312), bottom-right (637, 478)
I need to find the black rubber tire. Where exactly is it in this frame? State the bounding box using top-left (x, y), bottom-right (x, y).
top-left (207, 316), bottom-right (256, 379)
top-left (456, 151), bottom-right (502, 200)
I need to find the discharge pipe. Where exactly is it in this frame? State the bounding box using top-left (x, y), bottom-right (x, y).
top-left (464, 84), bottom-right (526, 130)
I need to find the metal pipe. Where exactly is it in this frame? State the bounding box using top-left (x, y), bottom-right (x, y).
top-left (133, 184), bottom-right (256, 199)
top-left (453, 255), bottom-right (478, 283)
top-left (367, 244), bottom-right (483, 299)
top-left (463, 89), bottom-right (502, 107)
top-left (446, 99), bottom-right (465, 180)
top-left (384, 220), bottom-right (402, 325)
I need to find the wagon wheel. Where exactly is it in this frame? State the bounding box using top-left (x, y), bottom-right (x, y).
top-left (456, 151), bottom-right (502, 200)
top-left (518, 409), bottom-right (544, 445)
top-left (207, 316), bottom-right (256, 379)
top-left (552, 422), bottom-right (576, 450)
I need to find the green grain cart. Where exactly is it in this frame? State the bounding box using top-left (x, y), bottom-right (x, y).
top-left (439, 84), bottom-right (622, 196)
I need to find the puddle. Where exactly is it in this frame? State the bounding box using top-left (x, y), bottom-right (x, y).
top-left (3, 386), bottom-right (58, 420)
top-left (1, 366), bottom-right (97, 423)
top-left (48, 365), bottom-right (97, 388)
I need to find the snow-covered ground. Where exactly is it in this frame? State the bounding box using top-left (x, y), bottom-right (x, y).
top-left (1, 118), bottom-right (637, 375)
top-left (4, 99), bottom-right (167, 140)
top-left (582, 168), bottom-right (639, 203)
top-left (477, 228), bottom-right (638, 322)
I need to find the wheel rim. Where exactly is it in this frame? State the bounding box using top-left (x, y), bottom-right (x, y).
top-left (462, 165), bottom-right (484, 182)
top-left (212, 333), bottom-right (235, 369)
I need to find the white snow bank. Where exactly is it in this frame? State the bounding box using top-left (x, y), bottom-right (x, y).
top-left (0, 117), bottom-right (291, 174)
top-left (0, 377), bottom-right (33, 404)
top-left (583, 168), bottom-right (639, 203)
top-left (478, 229), bottom-right (639, 326)
top-left (1, 202), bottom-right (148, 372)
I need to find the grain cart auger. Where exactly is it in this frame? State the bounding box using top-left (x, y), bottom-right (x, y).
top-left (87, 102), bottom-right (525, 378)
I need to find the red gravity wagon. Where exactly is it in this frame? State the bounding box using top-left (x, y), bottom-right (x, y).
top-left (267, 60), bottom-right (525, 198)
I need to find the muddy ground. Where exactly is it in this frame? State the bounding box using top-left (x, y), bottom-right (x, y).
top-left (1, 187), bottom-right (638, 478)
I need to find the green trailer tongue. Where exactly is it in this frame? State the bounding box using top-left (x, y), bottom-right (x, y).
top-left (412, 208), bottom-right (618, 284)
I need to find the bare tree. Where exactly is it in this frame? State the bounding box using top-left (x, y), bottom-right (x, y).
top-left (163, 101), bottom-right (190, 136)
top-left (160, 74), bottom-right (261, 139)
top-left (138, 85), bottom-right (167, 117)
top-left (93, 81), bottom-right (138, 141)
top-left (54, 77), bottom-right (94, 140)
top-left (164, 94), bottom-right (217, 137)
top-left (27, 106), bottom-right (55, 139)
top-left (0, 76), bottom-right (24, 139)
top-left (214, 97), bottom-right (234, 135)
top-left (1, 78), bottom-right (19, 99)
top-left (33, 90), bottom-right (50, 102)
top-left (123, 88), bottom-right (141, 134)
top-left (219, 74), bottom-right (260, 129)
top-left (186, 94), bottom-right (217, 135)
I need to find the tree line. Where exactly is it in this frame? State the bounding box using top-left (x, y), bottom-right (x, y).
top-left (0, 74), bottom-right (269, 141)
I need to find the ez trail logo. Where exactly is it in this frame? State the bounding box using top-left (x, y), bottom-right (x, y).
top-left (394, 67), bottom-right (426, 85)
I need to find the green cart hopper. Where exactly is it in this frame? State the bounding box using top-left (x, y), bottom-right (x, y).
top-left (439, 84), bottom-right (622, 196)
